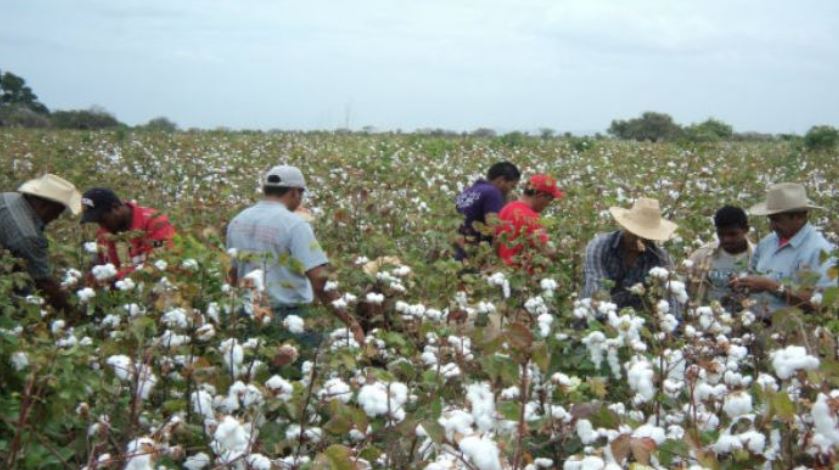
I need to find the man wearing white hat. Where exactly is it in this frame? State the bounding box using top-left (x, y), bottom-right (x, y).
top-left (226, 165), bottom-right (365, 352)
top-left (730, 183), bottom-right (836, 315)
top-left (582, 198), bottom-right (677, 310)
top-left (1, 174), bottom-right (81, 312)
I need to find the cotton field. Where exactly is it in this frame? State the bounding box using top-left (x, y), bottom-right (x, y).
top-left (1, 129), bottom-right (838, 469)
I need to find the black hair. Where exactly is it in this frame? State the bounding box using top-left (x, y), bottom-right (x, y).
top-left (487, 161), bottom-right (521, 182)
top-left (263, 186), bottom-right (296, 197)
top-left (714, 205), bottom-right (749, 229)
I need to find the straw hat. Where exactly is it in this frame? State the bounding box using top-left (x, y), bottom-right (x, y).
top-left (609, 198), bottom-right (678, 241)
top-left (17, 174), bottom-right (82, 215)
top-left (749, 182), bottom-right (823, 216)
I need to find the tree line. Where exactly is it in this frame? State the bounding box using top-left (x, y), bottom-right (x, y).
top-left (1, 68), bottom-right (836, 150)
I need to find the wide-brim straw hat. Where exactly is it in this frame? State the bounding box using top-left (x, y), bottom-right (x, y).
top-left (17, 174), bottom-right (82, 215)
top-left (749, 182), bottom-right (823, 216)
top-left (609, 197), bottom-right (678, 241)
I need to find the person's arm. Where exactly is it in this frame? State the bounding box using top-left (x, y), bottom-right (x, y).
top-left (307, 265), bottom-right (365, 344)
top-left (15, 236), bottom-right (76, 316)
top-left (730, 275), bottom-right (816, 312)
top-left (582, 237), bottom-right (608, 299)
top-left (290, 222), bottom-right (365, 343)
top-left (147, 214), bottom-right (176, 248)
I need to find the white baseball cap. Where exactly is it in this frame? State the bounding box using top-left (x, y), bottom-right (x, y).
top-left (263, 165), bottom-right (306, 190)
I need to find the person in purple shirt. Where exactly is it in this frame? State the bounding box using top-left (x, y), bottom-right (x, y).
top-left (454, 161), bottom-right (521, 260)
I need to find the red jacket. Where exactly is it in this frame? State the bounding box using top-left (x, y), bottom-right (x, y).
top-left (96, 202), bottom-right (175, 277)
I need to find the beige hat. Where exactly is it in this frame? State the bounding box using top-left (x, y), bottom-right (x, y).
top-left (609, 197), bottom-right (678, 241)
top-left (17, 174), bottom-right (82, 215)
top-left (749, 182), bottom-right (823, 216)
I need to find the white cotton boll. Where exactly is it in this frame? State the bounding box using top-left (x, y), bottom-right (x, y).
top-left (283, 315), bottom-right (305, 334)
top-left (84, 241), bottom-right (98, 253)
top-left (319, 378), bottom-right (352, 403)
top-left (115, 278), bottom-right (136, 291)
top-left (161, 308), bottom-right (189, 329)
top-left (466, 382), bottom-right (496, 432)
top-left (627, 358), bottom-right (656, 403)
top-left (195, 324), bottom-right (215, 341)
top-left (124, 437), bottom-right (155, 470)
top-left (10, 351), bottom-right (29, 371)
top-left (540, 278), bottom-right (558, 292)
top-left (812, 393), bottom-right (839, 448)
top-left (183, 452), bottom-right (211, 470)
top-left (265, 375), bottom-right (294, 401)
top-left (181, 258), bottom-right (199, 270)
top-left (425, 308), bottom-right (443, 321)
top-left (91, 263), bottom-right (118, 281)
top-left (581, 331), bottom-right (606, 368)
top-left (438, 409), bottom-right (475, 439)
top-left (50, 319), bottom-right (65, 334)
top-left (739, 430), bottom-right (766, 454)
top-left (659, 314), bottom-right (678, 333)
top-left (159, 330), bottom-right (190, 349)
top-left (393, 265), bottom-right (412, 277)
top-left (459, 435), bottom-right (502, 470)
top-left (136, 365), bottom-right (157, 400)
top-left (525, 296), bottom-right (549, 316)
top-left (242, 269), bottom-right (264, 291)
top-left (190, 390), bottom-right (215, 420)
top-left (331, 298), bottom-right (348, 309)
top-left (440, 362), bottom-right (461, 379)
top-left (563, 455), bottom-right (606, 470)
top-left (649, 266), bottom-right (670, 280)
top-left (534, 458), bottom-right (554, 468)
top-left (756, 373), bottom-right (779, 392)
top-left (212, 416), bottom-right (250, 457)
top-left (324, 280), bottom-right (339, 292)
top-left (106, 355), bottom-right (133, 381)
top-left (153, 259), bottom-right (168, 271)
top-left (76, 287), bottom-right (96, 303)
top-left (246, 454), bottom-right (272, 470)
top-left (365, 292), bottom-right (385, 304)
top-left (722, 391), bottom-right (753, 418)
top-left (537, 314), bottom-right (554, 338)
top-left (771, 345), bottom-right (820, 380)
top-left (632, 424), bottom-right (666, 445)
top-left (712, 433), bottom-right (744, 454)
top-left (576, 419), bottom-right (598, 444)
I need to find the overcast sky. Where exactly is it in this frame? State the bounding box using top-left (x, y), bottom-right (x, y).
top-left (2, 0), bottom-right (838, 133)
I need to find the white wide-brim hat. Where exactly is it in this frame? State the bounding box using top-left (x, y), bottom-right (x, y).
top-left (17, 174), bottom-right (82, 215)
top-left (609, 197), bottom-right (678, 242)
top-left (749, 182), bottom-right (823, 216)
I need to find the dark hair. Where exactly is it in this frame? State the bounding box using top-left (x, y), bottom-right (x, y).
top-left (714, 205), bottom-right (748, 229)
top-left (263, 186), bottom-right (296, 197)
top-left (487, 161), bottom-right (521, 182)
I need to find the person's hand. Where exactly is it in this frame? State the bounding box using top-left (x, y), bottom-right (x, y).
top-left (729, 275), bottom-right (778, 293)
top-left (348, 319), bottom-right (366, 346)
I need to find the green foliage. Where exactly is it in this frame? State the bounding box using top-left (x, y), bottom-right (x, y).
top-left (684, 118), bottom-right (734, 142)
top-left (803, 125), bottom-right (839, 152)
top-left (50, 107), bottom-right (123, 130)
top-left (608, 111), bottom-right (683, 142)
top-left (0, 70), bottom-right (49, 115)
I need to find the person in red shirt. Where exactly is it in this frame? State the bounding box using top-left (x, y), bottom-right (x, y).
top-left (496, 174), bottom-right (563, 266)
top-left (80, 188), bottom-right (175, 278)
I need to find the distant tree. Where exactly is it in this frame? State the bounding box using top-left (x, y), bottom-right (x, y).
top-left (608, 111), bottom-right (683, 142)
top-left (539, 128), bottom-right (555, 139)
top-left (142, 116), bottom-right (178, 132)
top-left (361, 125), bottom-right (376, 134)
top-left (684, 118), bottom-right (734, 142)
top-left (470, 128), bottom-right (496, 138)
top-left (804, 125), bottom-right (839, 151)
top-left (50, 107), bottom-right (122, 129)
top-left (498, 131), bottom-right (529, 147)
top-left (0, 70), bottom-right (49, 115)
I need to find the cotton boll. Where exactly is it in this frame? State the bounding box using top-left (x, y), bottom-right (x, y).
top-left (76, 287), bottom-right (96, 303)
top-left (106, 355), bottom-right (133, 381)
top-left (459, 435), bottom-right (502, 470)
top-left (627, 358), bottom-right (655, 403)
top-left (10, 351), bottom-right (29, 371)
top-left (738, 430), bottom-right (766, 454)
top-left (632, 424), bottom-right (666, 444)
top-left (91, 263), bottom-right (118, 282)
top-left (190, 390), bottom-right (215, 420)
top-left (576, 419), bottom-right (598, 444)
top-left (811, 393), bottom-right (839, 449)
top-left (722, 391), bottom-right (753, 418)
top-left (466, 382), bottom-right (497, 432)
top-left (770, 345), bottom-right (819, 380)
top-left (183, 452), bottom-right (211, 470)
top-left (265, 375), bottom-right (294, 401)
top-left (438, 409), bottom-right (475, 439)
top-left (283, 315), bottom-right (305, 334)
top-left (124, 437), bottom-right (155, 470)
top-left (319, 378), bottom-right (352, 403)
top-left (246, 453), bottom-right (272, 470)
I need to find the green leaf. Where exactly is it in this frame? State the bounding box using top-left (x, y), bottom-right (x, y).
top-left (498, 401), bottom-right (521, 421)
top-left (317, 444), bottom-right (355, 470)
top-left (770, 391), bottom-right (796, 423)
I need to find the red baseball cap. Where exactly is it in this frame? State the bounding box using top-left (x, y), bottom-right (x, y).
top-left (529, 174), bottom-right (564, 199)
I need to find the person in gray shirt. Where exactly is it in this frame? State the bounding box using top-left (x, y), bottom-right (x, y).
top-left (1, 174), bottom-right (82, 314)
top-left (226, 165), bottom-right (365, 348)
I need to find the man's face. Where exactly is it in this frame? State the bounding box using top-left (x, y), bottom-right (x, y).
top-left (768, 212), bottom-right (806, 239)
top-left (531, 193), bottom-right (554, 213)
top-left (99, 207), bottom-right (126, 233)
top-left (716, 226), bottom-right (749, 254)
top-left (287, 188), bottom-right (305, 212)
top-left (623, 231), bottom-right (646, 253)
top-left (498, 178), bottom-right (519, 197)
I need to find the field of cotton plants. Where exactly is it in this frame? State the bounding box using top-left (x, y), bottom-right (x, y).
top-left (1, 129), bottom-right (838, 470)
